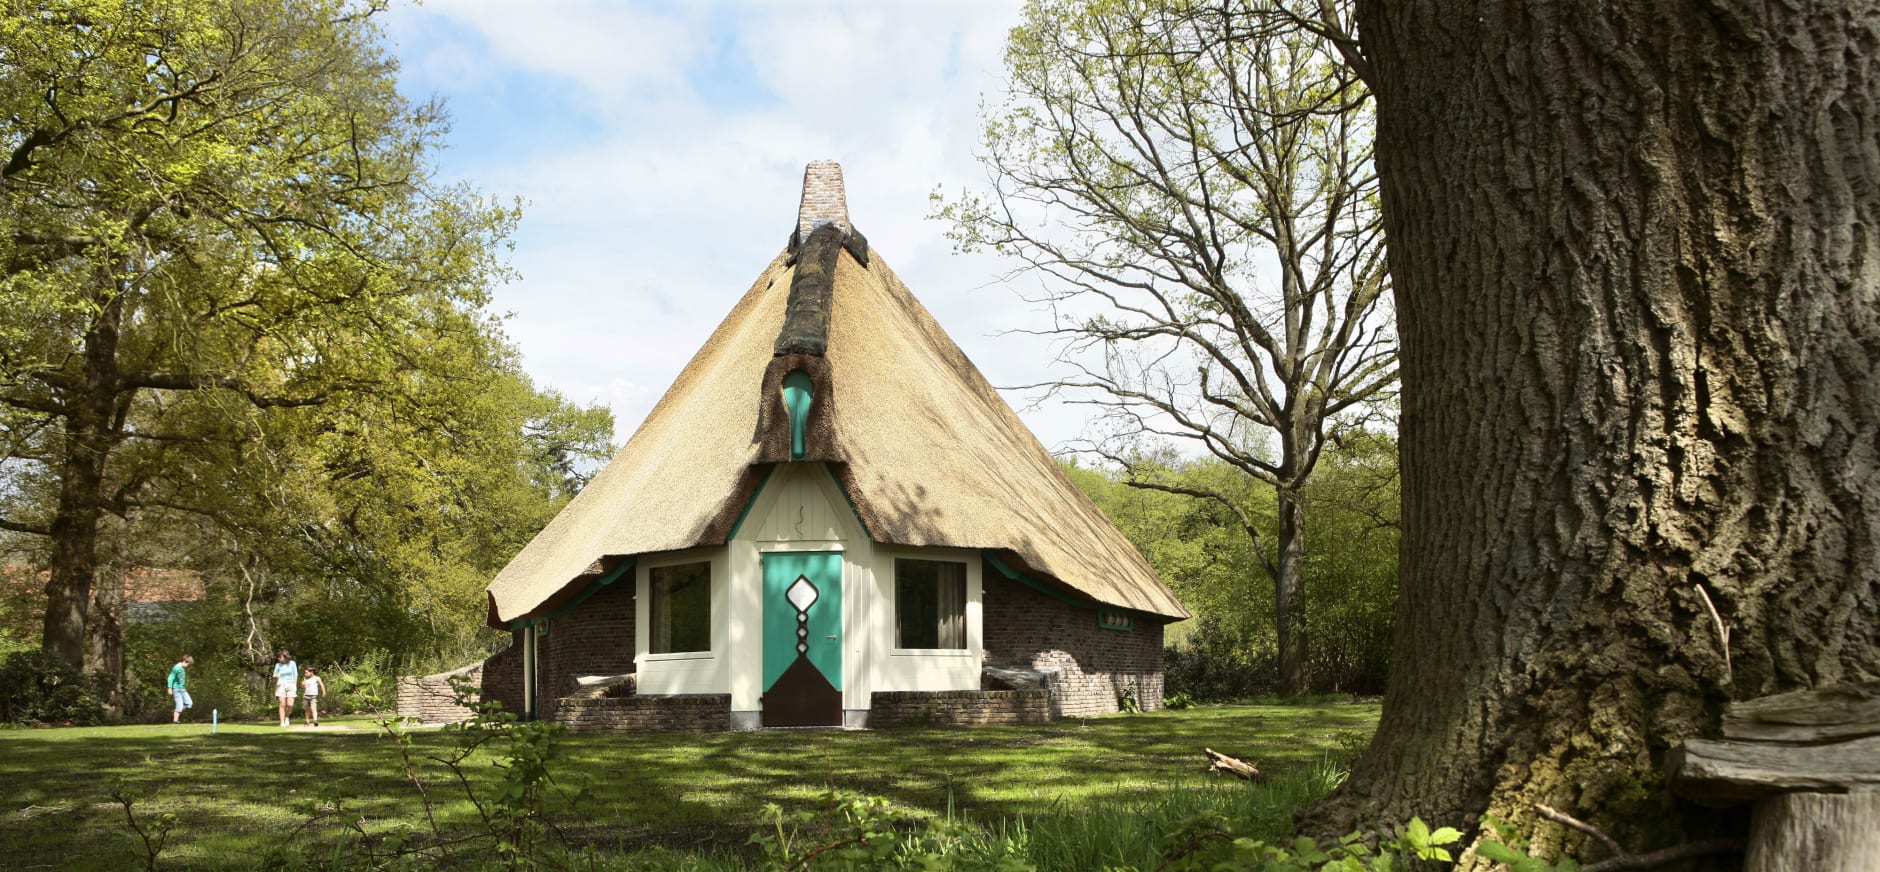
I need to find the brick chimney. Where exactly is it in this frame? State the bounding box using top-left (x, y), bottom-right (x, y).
top-left (796, 161), bottom-right (850, 243)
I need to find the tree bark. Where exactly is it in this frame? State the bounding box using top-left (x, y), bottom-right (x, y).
top-left (1274, 488), bottom-right (1309, 694)
top-left (39, 285), bottom-right (128, 670)
top-left (1308, 0), bottom-right (1880, 862)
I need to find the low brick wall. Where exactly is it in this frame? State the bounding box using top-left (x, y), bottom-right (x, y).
top-left (552, 694), bottom-right (731, 733)
top-left (869, 689), bottom-right (1052, 727)
top-left (982, 572), bottom-right (1167, 717)
top-left (396, 663), bottom-right (482, 724)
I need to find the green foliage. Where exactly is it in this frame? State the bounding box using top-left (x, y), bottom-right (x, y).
top-left (750, 789), bottom-right (1031, 871)
top-left (0, 0), bottom-right (612, 672)
top-left (1163, 691), bottom-right (1193, 710)
top-left (123, 583), bottom-right (268, 719)
top-left (1117, 681), bottom-right (1143, 714)
top-left (1477, 819), bottom-right (1586, 872)
top-left (0, 649), bottom-right (108, 725)
top-left (1069, 438), bottom-right (1399, 698)
top-left (328, 651), bottom-right (394, 715)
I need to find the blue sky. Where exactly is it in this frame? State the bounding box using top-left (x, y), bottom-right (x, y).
top-left (378, 1), bottom-right (1098, 450)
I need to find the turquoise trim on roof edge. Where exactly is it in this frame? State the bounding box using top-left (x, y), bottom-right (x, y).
top-left (982, 551), bottom-right (1088, 607)
top-left (510, 558), bottom-right (636, 630)
top-left (725, 465), bottom-right (777, 542)
top-left (827, 468), bottom-right (872, 539)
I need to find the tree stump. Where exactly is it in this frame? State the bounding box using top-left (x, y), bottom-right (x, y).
top-left (1670, 682), bottom-right (1880, 871)
top-left (1745, 792), bottom-right (1880, 872)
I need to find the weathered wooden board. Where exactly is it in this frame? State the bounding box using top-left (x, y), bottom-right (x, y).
top-left (1724, 681), bottom-right (1880, 744)
top-left (1745, 791), bottom-right (1880, 872)
top-left (1669, 736), bottom-right (1880, 804)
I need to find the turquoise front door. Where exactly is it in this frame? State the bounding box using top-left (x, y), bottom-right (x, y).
top-left (761, 551), bottom-right (843, 726)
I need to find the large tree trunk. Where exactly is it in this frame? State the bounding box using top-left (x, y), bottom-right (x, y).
top-left (1309, 1), bottom-right (1880, 863)
top-left (42, 429), bottom-right (109, 670)
top-left (1274, 489), bottom-right (1309, 695)
top-left (40, 287), bottom-right (127, 671)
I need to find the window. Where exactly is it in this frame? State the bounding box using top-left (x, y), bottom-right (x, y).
top-left (896, 559), bottom-right (966, 649)
top-left (649, 562), bottom-right (711, 654)
top-left (1098, 609), bottom-right (1134, 631)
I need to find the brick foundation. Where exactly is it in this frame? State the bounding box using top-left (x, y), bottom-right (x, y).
top-left (396, 664), bottom-right (482, 724)
top-left (981, 571), bottom-right (1166, 717)
top-left (552, 694), bottom-right (731, 733)
top-left (869, 689), bottom-right (1051, 727)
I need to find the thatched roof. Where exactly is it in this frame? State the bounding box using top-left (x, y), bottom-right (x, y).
top-left (485, 165), bottom-right (1186, 626)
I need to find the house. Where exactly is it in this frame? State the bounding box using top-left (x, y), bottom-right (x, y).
top-left (477, 163), bottom-right (1187, 731)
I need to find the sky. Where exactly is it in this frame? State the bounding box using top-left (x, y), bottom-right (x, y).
top-left (379, 1), bottom-right (1100, 452)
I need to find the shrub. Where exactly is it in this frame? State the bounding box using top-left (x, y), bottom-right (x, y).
top-left (1164, 618), bottom-right (1277, 702)
top-left (329, 650), bottom-right (395, 714)
top-left (0, 649), bottom-right (109, 725)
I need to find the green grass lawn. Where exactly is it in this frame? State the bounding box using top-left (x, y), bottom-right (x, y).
top-left (0, 702), bottom-right (1377, 870)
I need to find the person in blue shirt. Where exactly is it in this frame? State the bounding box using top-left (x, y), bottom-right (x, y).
top-left (272, 650), bottom-right (298, 728)
top-left (166, 655), bottom-right (193, 724)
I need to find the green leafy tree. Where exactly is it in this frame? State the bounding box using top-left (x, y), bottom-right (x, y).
top-left (0, 0), bottom-right (522, 669)
top-left (1069, 434), bottom-right (1397, 697)
top-left (941, 0), bottom-right (1393, 692)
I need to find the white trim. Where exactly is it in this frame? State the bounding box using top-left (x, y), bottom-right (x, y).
top-left (757, 541), bottom-right (846, 553)
top-left (642, 651), bottom-right (713, 662)
top-left (870, 545), bottom-right (983, 694)
top-left (635, 547), bottom-right (728, 695)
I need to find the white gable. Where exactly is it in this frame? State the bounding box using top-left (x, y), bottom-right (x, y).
top-left (746, 463), bottom-right (858, 543)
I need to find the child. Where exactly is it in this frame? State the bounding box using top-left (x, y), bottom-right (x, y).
top-left (272, 650), bottom-right (298, 727)
top-left (167, 655), bottom-right (193, 724)
top-left (302, 667), bottom-right (324, 727)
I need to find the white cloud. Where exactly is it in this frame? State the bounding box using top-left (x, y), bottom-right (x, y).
top-left (384, 1), bottom-right (1100, 451)
top-left (396, 0), bottom-right (704, 103)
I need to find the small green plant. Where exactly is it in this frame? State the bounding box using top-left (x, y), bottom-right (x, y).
top-left (1478, 817), bottom-right (1586, 872)
top-left (108, 779), bottom-right (176, 872)
top-left (1158, 816), bottom-right (1462, 871)
top-left (749, 788), bottom-right (1032, 871)
top-left (330, 651), bottom-right (394, 714)
top-left (1118, 680), bottom-right (1142, 714)
top-left (1164, 691), bottom-right (1194, 710)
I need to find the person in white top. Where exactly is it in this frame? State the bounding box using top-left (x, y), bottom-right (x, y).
top-left (302, 667), bottom-right (324, 727)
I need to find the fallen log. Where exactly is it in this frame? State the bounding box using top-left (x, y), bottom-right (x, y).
top-left (1204, 747), bottom-right (1259, 780)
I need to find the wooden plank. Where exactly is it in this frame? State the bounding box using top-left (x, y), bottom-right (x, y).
top-left (1724, 681), bottom-right (1880, 744)
top-left (1669, 736), bottom-right (1880, 804)
top-left (1745, 791), bottom-right (1880, 872)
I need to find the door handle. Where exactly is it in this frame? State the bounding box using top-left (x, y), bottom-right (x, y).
top-left (825, 635), bottom-right (839, 640)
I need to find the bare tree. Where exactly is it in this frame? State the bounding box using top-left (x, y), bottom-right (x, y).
top-left (940, 0), bottom-right (1392, 692)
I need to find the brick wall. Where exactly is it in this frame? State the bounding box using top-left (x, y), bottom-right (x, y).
top-left (397, 663), bottom-right (481, 724)
top-left (869, 689), bottom-right (1051, 727)
top-left (553, 694), bottom-right (731, 733)
top-left (482, 640), bottom-right (523, 716)
top-left (534, 580), bottom-right (636, 716)
top-left (981, 572), bottom-right (1166, 717)
top-left (796, 161), bottom-right (850, 238)
top-left (478, 580), bottom-right (635, 720)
